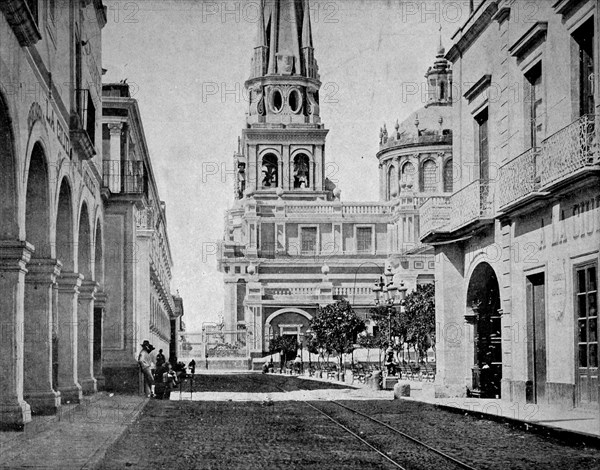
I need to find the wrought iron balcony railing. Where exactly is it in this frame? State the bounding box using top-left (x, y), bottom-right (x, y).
top-left (449, 179), bottom-right (494, 231)
top-left (498, 114), bottom-right (598, 210)
top-left (102, 160), bottom-right (146, 195)
top-left (538, 114), bottom-right (597, 187)
top-left (497, 147), bottom-right (540, 209)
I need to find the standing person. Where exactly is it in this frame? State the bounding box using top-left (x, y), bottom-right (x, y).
top-left (138, 340), bottom-right (156, 398)
top-left (188, 359), bottom-right (196, 375)
top-left (162, 362), bottom-right (179, 400)
top-left (155, 349), bottom-right (166, 368)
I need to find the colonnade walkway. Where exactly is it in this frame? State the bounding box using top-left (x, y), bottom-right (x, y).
top-left (0, 393), bottom-right (147, 469)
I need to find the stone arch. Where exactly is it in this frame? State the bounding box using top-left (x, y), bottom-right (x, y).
top-left (265, 308), bottom-right (313, 326)
top-left (77, 201), bottom-right (92, 279)
top-left (0, 91), bottom-right (19, 240)
top-left (55, 178), bottom-right (74, 271)
top-left (420, 158), bottom-right (437, 192)
top-left (466, 261), bottom-right (502, 398)
top-left (25, 142), bottom-right (51, 258)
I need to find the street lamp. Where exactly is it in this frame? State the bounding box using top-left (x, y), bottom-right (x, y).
top-left (372, 266), bottom-right (407, 347)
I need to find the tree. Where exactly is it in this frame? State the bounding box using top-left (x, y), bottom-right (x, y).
top-left (403, 283), bottom-right (436, 361)
top-left (269, 335), bottom-right (299, 370)
top-left (309, 300), bottom-right (366, 371)
top-left (368, 283), bottom-right (436, 363)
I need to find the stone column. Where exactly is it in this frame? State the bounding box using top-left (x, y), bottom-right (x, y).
top-left (56, 271), bottom-right (83, 403)
top-left (78, 280), bottom-right (98, 394)
top-left (0, 241), bottom-right (33, 430)
top-left (23, 258), bottom-right (62, 415)
top-left (108, 122), bottom-right (123, 192)
top-left (93, 291), bottom-right (107, 390)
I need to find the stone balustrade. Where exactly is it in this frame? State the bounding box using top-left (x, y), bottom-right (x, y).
top-left (419, 196), bottom-right (451, 236)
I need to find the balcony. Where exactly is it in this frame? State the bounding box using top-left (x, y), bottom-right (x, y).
top-left (498, 114), bottom-right (599, 215)
top-left (70, 89), bottom-right (96, 160)
top-left (102, 160), bottom-right (146, 195)
top-left (420, 179), bottom-right (494, 243)
top-left (419, 196), bottom-right (451, 239)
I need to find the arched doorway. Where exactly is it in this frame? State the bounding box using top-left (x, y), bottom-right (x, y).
top-left (466, 262), bottom-right (502, 398)
top-left (55, 179), bottom-right (83, 402)
top-left (23, 142), bottom-right (59, 414)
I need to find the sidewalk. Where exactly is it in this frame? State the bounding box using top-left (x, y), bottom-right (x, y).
top-left (402, 393), bottom-right (600, 446)
top-left (0, 392), bottom-right (147, 470)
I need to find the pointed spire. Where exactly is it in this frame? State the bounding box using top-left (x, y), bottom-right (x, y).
top-left (437, 25), bottom-right (445, 57)
top-left (255, 0), bottom-right (266, 48)
top-left (302, 0), bottom-right (313, 49)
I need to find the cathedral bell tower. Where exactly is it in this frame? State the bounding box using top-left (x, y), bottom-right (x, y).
top-left (234, 0), bottom-right (332, 202)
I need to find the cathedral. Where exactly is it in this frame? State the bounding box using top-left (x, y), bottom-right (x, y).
top-left (216, 0), bottom-right (451, 365)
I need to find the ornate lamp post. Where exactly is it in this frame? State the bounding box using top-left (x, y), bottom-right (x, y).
top-left (372, 267), bottom-right (406, 346)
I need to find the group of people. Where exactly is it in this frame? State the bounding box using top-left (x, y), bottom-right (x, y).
top-left (138, 340), bottom-right (197, 399)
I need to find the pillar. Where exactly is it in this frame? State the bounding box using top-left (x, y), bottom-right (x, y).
top-left (78, 280), bottom-right (98, 394)
top-left (56, 271), bottom-right (83, 403)
top-left (0, 241), bottom-right (33, 430)
top-left (93, 291), bottom-right (107, 390)
top-left (108, 122), bottom-right (123, 192)
top-left (23, 258), bottom-right (62, 415)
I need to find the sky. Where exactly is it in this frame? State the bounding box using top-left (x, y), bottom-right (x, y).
top-left (101, 0), bottom-right (471, 331)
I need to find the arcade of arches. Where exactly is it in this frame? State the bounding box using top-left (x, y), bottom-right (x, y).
top-left (0, 96), bottom-right (105, 430)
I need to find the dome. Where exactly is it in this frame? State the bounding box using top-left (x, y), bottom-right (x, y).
top-left (380, 105), bottom-right (452, 150)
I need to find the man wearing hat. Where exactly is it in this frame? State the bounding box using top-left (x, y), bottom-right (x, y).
top-left (138, 340), bottom-right (156, 397)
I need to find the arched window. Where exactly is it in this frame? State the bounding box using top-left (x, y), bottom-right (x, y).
top-left (261, 154), bottom-right (278, 188)
top-left (401, 162), bottom-right (415, 190)
top-left (387, 165), bottom-right (396, 200)
top-left (421, 160), bottom-right (437, 192)
top-left (443, 159), bottom-right (453, 193)
top-left (293, 154), bottom-right (310, 189)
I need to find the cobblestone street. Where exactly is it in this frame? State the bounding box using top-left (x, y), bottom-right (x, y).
top-left (98, 374), bottom-right (600, 469)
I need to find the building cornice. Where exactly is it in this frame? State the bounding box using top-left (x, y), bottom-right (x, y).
top-left (508, 22), bottom-right (548, 58)
top-left (446, 1), bottom-right (499, 63)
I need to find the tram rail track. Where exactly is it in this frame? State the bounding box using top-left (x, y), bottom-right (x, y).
top-left (261, 376), bottom-right (478, 470)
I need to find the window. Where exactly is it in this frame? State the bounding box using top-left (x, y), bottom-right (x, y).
top-left (387, 165), bottom-right (396, 200)
top-left (443, 159), bottom-right (453, 192)
top-left (576, 264), bottom-right (598, 368)
top-left (261, 154), bottom-right (278, 188)
top-left (401, 162), bottom-right (415, 189)
top-left (573, 18), bottom-right (595, 117)
top-left (300, 227), bottom-right (318, 254)
top-left (525, 63), bottom-right (543, 147)
top-left (421, 160), bottom-right (437, 192)
top-left (356, 226), bottom-right (373, 253)
top-left (475, 109), bottom-right (489, 181)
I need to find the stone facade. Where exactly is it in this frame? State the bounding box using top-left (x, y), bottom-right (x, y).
top-left (101, 83), bottom-right (182, 393)
top-left (420, 0), bottom-right (600, 408)
top-left (217, 0), bottom-right (436, 363)
top-left (0, 0), bottom-right (107, 429)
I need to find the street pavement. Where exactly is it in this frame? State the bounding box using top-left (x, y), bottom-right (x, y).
top-left (1, 372), bottom-right (599, 469)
